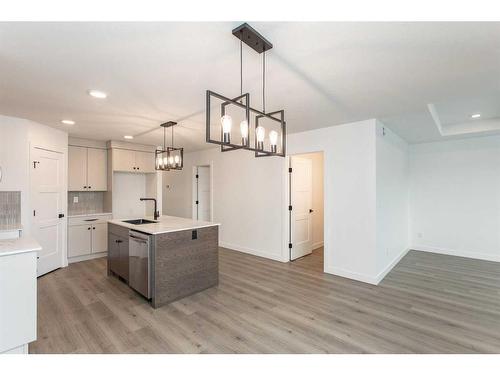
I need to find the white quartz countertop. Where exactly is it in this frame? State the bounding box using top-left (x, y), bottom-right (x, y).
top-left (0, 223), bottom-right (23, 233)
top-left (108, 215), bottom-right (220, 235)
top-left (0, 236), bottom-right (42, 257)
top-left (68, 212), bottom-right (113, 218)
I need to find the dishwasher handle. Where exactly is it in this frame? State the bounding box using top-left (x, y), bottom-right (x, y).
top-left (130, 235), bottom-right (148, 243)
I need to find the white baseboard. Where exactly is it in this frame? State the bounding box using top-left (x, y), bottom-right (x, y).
top-left (219, 242), bottom-right (288, 263)
top-left (68, 251), bottom-right (107, 264)
top-left (324, 265), bottom-right (379, 285)
top-left (411, 245), bottom-right (500, 263)
top-left (325, 247), bottom-right (409, 286)
top-left (311, 241), bottom-right (324, 250)
top-left (374, 247), bottom-right (410, 284)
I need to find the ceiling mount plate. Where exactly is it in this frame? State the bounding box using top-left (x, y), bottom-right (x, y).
top-left (160, 121), bottom-right (177, 128)
top-left (232, 23), bottom-right (273, 54)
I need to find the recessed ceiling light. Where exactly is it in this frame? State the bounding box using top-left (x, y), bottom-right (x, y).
top-left (88, 89), bottom-right (107, 99)
top-left (471, 113), bottom-right (481, 119)
top-left (61, 120), bottom-right (75, 125)
top-left (124, 135), bottom-right (134, 140)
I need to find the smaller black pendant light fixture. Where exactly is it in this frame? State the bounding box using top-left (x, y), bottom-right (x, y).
top-left (155, 121), bottom-right (184, 171)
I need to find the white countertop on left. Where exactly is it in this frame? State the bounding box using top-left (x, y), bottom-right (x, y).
top-left (0, 223), bottom-right (23, 233)
top-left (0, 236), bottom-right (42, 257)
top-left (108, 215), bottom-right (220, 235)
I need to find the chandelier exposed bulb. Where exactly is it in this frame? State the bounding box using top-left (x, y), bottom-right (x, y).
top-left (221, 115), bottom-right (232, 143)
top-left (240, 119), bottom-right (249, 146)
top-left (269, 130), bottom-right (278, 153)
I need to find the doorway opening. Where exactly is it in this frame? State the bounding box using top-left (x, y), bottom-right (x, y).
top-left (192, 165), bottom-right (211, 221)
top-left (288, 152), bottom-right (324, 267)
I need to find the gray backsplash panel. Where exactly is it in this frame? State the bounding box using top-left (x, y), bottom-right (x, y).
top-left (0, 191), bottom-right (21, 226)
top-left (68, 191), bottom-right (105, 215)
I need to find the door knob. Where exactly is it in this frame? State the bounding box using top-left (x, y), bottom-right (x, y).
top-left (309, 209), bottom-right (314, 213)
top-left (58, 213), bottom-right (65, 218)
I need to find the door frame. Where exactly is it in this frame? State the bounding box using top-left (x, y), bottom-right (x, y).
top-left (30, 143), bottom-right (68, 270)
top-left (191, 162), bottom-right (214, 221)
top-left (283, 151), bottom-right (325, 265)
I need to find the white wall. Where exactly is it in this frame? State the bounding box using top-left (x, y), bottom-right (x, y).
top-left (163, 119), bottom-right (409, 284)
top-left (112, 172), bottom-right (147, 218)
top-left (291, 152), bottom-right (324, 250)
top-left (288, 120), bottom-right (378, 282)
top-left (0, 115), bottom-right (68, 258)
top-left (375, 120), bottom-right (410, 280)
top-left (410, 135), bottom-right (500, 262)
top-left (163, 147), bottom-right (286, 261)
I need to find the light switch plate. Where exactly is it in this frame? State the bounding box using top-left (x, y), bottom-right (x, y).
top-left (73, 196), bottom-right (79, 203)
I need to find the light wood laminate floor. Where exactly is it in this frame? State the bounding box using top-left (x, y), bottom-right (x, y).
top-left (30, 248), bottom-right (500, 353)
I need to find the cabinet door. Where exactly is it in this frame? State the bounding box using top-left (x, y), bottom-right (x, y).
top-left (112, 149), bottom-right (135, 172)
top-left (68, 224), bottom-right (92, 257)
top-left (135, 151), bottom-right (155, 173)
top-left (91, 223), bottom-right (107, 253)
top-left (87, 148), bottom-right (107, 191)
top-left (118, 238), bottom-right (129, 282)
top-left (108, 233), bottom-right (120, 275)
top-left (68, 146), bottom-right (88, 191)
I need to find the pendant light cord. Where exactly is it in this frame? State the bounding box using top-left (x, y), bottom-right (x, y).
top-left (240, 38), bottom-right (243, 96)
top-left (263, 49), bottom-right (266, 114)
top-left (163, 125), bottom-right (166, 151)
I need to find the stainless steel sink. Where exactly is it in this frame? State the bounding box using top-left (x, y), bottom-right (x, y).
top-left (122, 219), bottom-right (158, 225)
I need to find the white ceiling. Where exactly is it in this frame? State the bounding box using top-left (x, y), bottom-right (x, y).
top-left (1, 22), bottom-right (500, 150)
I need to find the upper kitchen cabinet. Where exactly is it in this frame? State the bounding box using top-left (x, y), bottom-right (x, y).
top-left (68, 146), bottom-right (108, 191)
top-left (111, 148), bottom-right (155, 173)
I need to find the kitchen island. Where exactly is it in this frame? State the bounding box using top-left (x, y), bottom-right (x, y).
top-left (107, 215), bottom-right (219, 308)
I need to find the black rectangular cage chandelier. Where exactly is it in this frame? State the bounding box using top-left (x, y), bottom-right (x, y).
top-left (206, 23), bottom-right (286, 157)
top-left (155, 121), bottom-right (184, 171)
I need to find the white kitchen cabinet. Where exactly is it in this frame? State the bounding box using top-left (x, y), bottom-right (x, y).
top-left (68, 146), bottom-right (87, 191)
top-left (87, 148), bottom-right (107, 191)
top-left (112, 148), bottom-right (135, 172)
top-left (112, 148), bottom-right (155, 173)
top-left (67, 214), bottom-right (111, 262)
top-left (91, 222), bottom-right (107, 253)
top-left (68, 145), bottom-right (107, 191)
top-left (68, 224), bottom-right (92, 258)
top-left (135, 151), bottom-right (156, 173)
top-left (0, 237), bottom-right (41, 354)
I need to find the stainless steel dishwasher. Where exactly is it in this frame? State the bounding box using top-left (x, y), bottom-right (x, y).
top-left (128, 230), bottom-right (152, 299)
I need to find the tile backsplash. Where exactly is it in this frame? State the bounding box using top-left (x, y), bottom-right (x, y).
top-left (0, 191), bottom-right (21, 226)
top-left (68, 191), bottom-right (105, 216)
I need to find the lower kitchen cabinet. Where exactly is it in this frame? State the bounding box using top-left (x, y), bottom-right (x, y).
top-left (108, 223), bottom-right (129, 282)
top-left (67, 214), bottom-right (112, 263)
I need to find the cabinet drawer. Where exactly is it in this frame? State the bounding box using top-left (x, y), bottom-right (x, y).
top-left (68, 214), bottom-right (112, 226)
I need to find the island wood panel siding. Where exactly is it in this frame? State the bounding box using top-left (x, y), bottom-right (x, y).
top-left (152, 226), bottom-right (218, 308)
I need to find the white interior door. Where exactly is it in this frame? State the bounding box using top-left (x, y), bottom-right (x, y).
top-left (290, 156), bottom-right (313, 260)
top-left (31, 147), bottom-right (65, 276)
top-left (195, 166), bottom-right (211, 221)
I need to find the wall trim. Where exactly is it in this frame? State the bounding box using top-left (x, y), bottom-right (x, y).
top-left (311, 241), bottom-right (324, 250)
top-left (220, 241), bottom-right (288, 263)
top-left (68, 251), bottom-right (107, 264)
top-left (374, 247), bottom-right (410, 284)
top-left (411, 245), bottom-right (500, 263)
top-left (324, 265), bottom-right (378, 285)
top-left (325, 247), bottom-right (409, 286)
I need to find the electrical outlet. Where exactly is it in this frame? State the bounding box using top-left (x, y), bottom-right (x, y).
top-left (73, 196), bottom-right (79, 204)
top-left (417, 232), bottom-right (423, 239)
